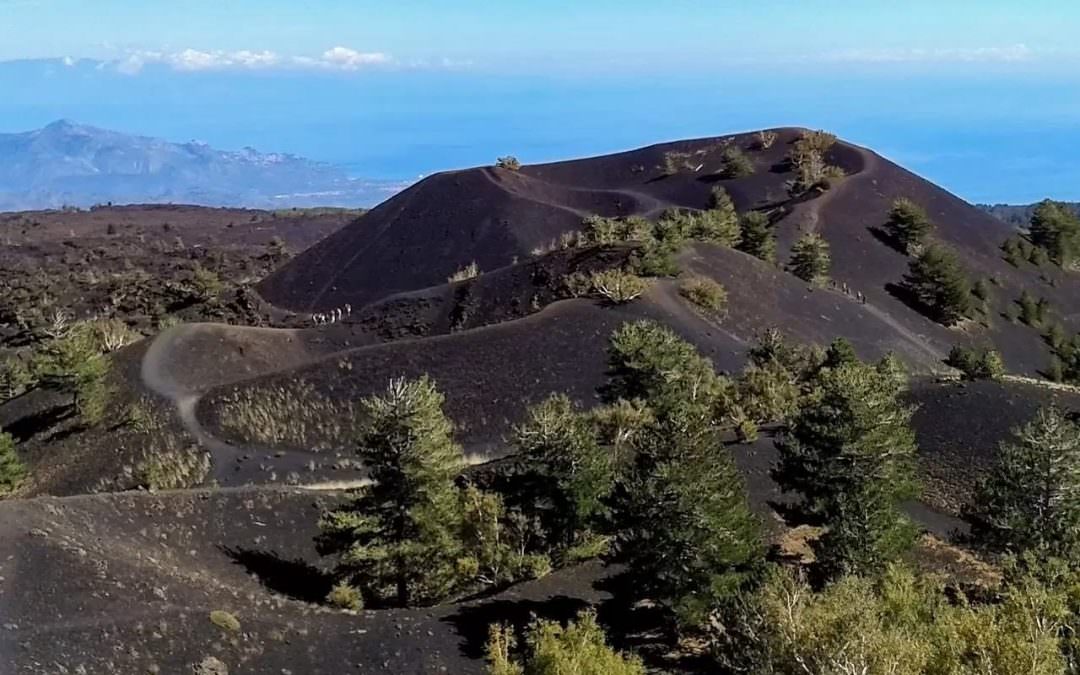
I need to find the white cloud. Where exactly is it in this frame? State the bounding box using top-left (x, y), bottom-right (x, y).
top-left (319, 46), bottom-right (390, 70)
top-left (823, 44), bottom-right (1033, 64)
top-left (109, 46), bottom-right (397, 74)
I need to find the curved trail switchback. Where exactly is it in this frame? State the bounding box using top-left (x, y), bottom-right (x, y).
top-left (140, 323), bottom-right (371, 488)
top-left (140, 323), bottom-right (494, 488)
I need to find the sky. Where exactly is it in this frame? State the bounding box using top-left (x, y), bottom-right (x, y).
top-left (2, 0), bottom-right (1080, 203)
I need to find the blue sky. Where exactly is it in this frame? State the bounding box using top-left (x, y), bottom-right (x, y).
top-left (5, 0), bottom-right (1080, 73)
top-left (3, 0), bottom-right (1080, 202)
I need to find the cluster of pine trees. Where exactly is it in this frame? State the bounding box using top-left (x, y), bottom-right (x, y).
top-left (313, 321), bottom-right (1080, 673)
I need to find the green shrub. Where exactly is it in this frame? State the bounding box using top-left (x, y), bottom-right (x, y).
top-left (486, 610), bottom-right (645, 675)
top-left (721, 146), bottom-right (755, 178)
top-left (496, 156), bottom-right (522, 171)
top-left (1002, 237), bottom-right (1024, 266)
top-left (678, 275), bottom-right (728, 317)
top-left (661, 150), bottom-right (693, 175)
top-left (561, 532), bottom-right (612, 565)
top-left (627, 242), bottom-right (679, 277)
top-left (326, 582), bottom-right (363, 610)
top-left (559, 271), bottom-right (594, 298)
top-left (947, 345), bottom-right (1006, 380)
top-left (1017, 290), bottom-right (1043, 327)
top-left (209, 610), bottom-right (241, 633)
top-left (0, 432), bottom-right (26, 495)
top-left (588, 269), bottom-right (649, 304)
top-left (754, 564), bottom-right (1066, 675)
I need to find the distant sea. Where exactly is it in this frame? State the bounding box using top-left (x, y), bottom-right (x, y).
top-left (2, 62), bottom-right (1079, 205)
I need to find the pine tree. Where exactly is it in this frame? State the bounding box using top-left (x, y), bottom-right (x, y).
top-left (513, 394), bottom-right (615, 547)
top-left (0, 432), bottom-right (26, 494)
top-left (316, 376), bottom-right (466, 606)
top-left (968, 406), bottom-right (1080, 558)
top-left (738, 211), bottom-right (777, 263)
top-left (1029, 200), bottom-right (1080, 268)
top-left (775, 359), bottom-right (919, 581)
top-left (902, 243), bottom-right (974, 326)
top-left (696, 187), bottom-right (741, 247)
top-left (606, 320), bottom-right (731, 435)
top-left (822, 338), bottom-right (858, 369)
top-left (720, 146), bottom-right (755, 179)
top-left (884, 198), bottom-right (934, 253)
top-left (788, 233), bottom-right (831, 285)
top-left (621, 432), bottom-right (763, 628)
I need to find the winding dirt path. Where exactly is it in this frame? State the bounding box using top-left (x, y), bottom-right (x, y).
top-left (141, 324), bottom-right (246, 483)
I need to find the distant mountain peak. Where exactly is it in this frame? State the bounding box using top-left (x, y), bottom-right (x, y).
top-left (0, 121), bottom-right (408, 211)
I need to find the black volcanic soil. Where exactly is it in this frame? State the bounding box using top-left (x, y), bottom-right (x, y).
top-left (0, 487), bottom-right (612, 674)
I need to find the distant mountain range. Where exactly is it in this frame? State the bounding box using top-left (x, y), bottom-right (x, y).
top-left (0, 120), bottom-right (408, 211)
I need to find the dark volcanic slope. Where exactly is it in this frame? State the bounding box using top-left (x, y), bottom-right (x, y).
top-left (257, 129), bottom-right (802, 312)
top-left (0, 488), bottom-right (610, 674)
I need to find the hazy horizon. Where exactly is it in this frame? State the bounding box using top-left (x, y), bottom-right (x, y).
top-left (4, 1), bottom-right (1080, 205)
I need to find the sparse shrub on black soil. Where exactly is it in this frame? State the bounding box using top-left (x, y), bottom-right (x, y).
top-left (901, 242), bottom-right (975, 326)
top-left (754, 129), bottom-right (778, 150)
top-left (775, 356), bottom-right (919, 582)
top-left (588, 269), bottom-right (649, 304)
top-left (448, 261), bottom-right (481, 283)
top-left (1028, 199), bottom-right (1080, 268)
top-left (787, 130), bottom-right (844, 195)
top-left (209, 610), bottom-right (241, 633)
top-left (326, 581), bottom-right (363, 610)
top-left (0, 432), bottom-right (26, 495)
top-left (678, 275), bottom-right (728, 318)
top-left (496, 156), bottom-right (522, 171)
top-left (946, 344), bottom-right (1005, 381)
top-left (134, 446), bottom-right (211, 491)
top-left (788, 233), bottom-right (831, 285)
top-left (486, 610), bottom-right (645, 675)
top-left (218, 380), bottom-right (360, 451)
top-left (750, 563), bottom-right (1066, 674)
top-left (1015, 291), bottom-right (1050, 328)
top-left (737, 211), bottom-right (777, 263)
top-left (967, 406), bottom-right (1080, 559)
top-left (660, 150), bottom-right (695, 176)
top-left (884, 198), bottom-right (934, 254)
top-left (1002, 236), bottom-right (1025, 267)
top-left (721, 146), bottom-right (755, 179)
